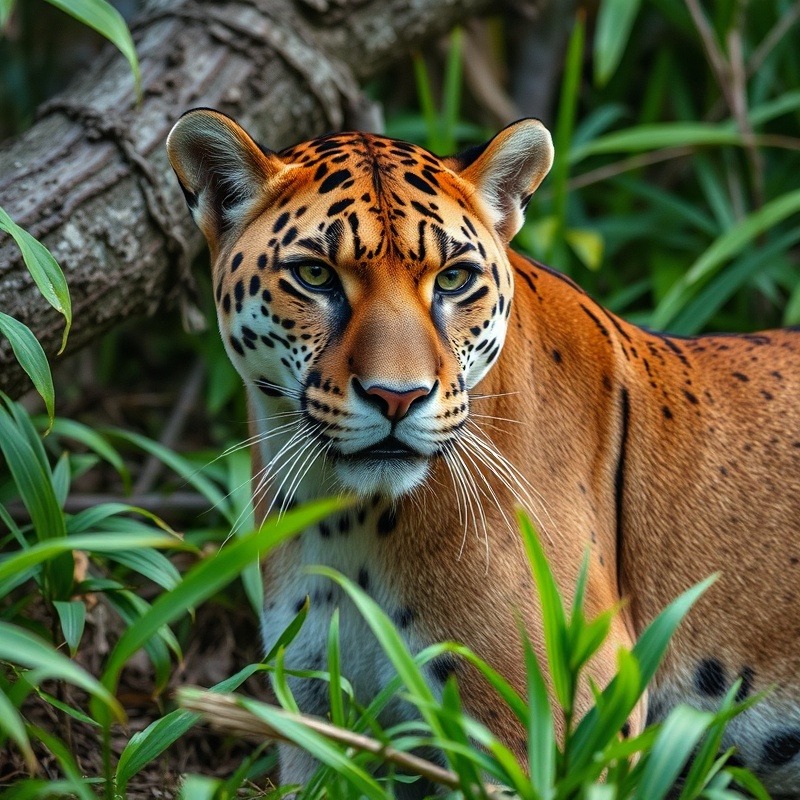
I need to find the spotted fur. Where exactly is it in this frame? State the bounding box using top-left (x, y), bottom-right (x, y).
top-left (168, 109), bottom-right (800, 797)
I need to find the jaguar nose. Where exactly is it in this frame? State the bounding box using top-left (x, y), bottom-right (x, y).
top-left (353, 379), bottom-right (435, 421)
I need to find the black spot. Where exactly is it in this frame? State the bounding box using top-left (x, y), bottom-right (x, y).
top-left (762, 729), bottom-right (800, 766)
top-left (327, 198), bottom-right (354, 216)
top-left (319, 169), bottom-right (352, 193)
top-left (552, 349), bottom-right (562, 364)
top-left (222, 294), bottom-right (231, 313)
top-left (736, 667), bottom-right (754, 702)
top-left (430, 655), bottom-right (458, 683)
top-left (662, 405), bottom-right (673, 420)
top-left (338, 515), bottom-right (350, 535)
top-left (229, 336), bottom-right (244, 356)
top-left (393, 607), bottom-right (415, 628)
top-left (273, 212), bottom-right (290, 233)
top-left (404, 171), bottom-right (437, 195)
top-left (683, 389), bottom-right (698, 404)
top-left (357, 567), bottom-right (369, 590)
top-left (621, 722), bottom-right (631, 738)
top-left (456, 285), bottom-right (489, 307)
top-left (249, 275), bottom-right (260, 296)
top-left (231, 252), bottom-right (243, 271)
top-left (695, 658), bottom-right (726, 697)
top-left (377, 507), bottom-right (397, 536)
top-left (732, 372), bottom-right (749, 382)
top-left (319, 522), bottom-right (331, 539)
top-left (257, 253), bottom-right (268, 269)
top-left (282, 227), bottom-right (298, 246)
top-left (294, 597), bottom-right (307, 613)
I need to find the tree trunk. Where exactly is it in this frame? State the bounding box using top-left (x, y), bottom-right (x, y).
top-left (0, 0), bottom-right (495, 397)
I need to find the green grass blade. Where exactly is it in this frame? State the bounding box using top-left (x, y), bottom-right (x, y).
top-left (0, 531), bottom-right (184, 584)
top-left (441, 27), bottom-right (463, 153)
top-left (327, 608), bottom-right (345, 727)
top-left (104, 547), bottom-right (181, 591)
top-left (104, 428), bottom-right (229, 518)
top-left (0, 207), bottom-right (71, 354)
top-left (116, 662), bottom-right (270, 789)
top-left (632, 575), bottom-right (715, 688)
top-left (550, 12), bottom-right (584, 265)
top-left (570, 123), bottom-right (754, 164)
top-left (594, 0), bottom-right (642, 86)
top-left (0, 622), bottom-right (122, 720)
top-left (48, 418), bottom-right (129, 487)
top-left (0, 0), bottom-right (15, 27)
top-left (632, 705), bottom-right (713, 800)
top-left (312, 567), bottom-right (442, 735)
top-left (517, 511), bottom-right (572, 711)
top-left (653, 189), bottom-right (800, 328)
top-left (522, 630), bottom-right (555, 800)
top-left (0, 689), bottom-right (35, 771)
top-left (53, 599), bottom-right (86, 657)
top-left (26, 724), bottom-right (96, 800)
top-left (97, 499), bottom-right (344, 714)
top-left (44, 0), bottom-right (140, 97)
top-left (0, 314), bottom-right (54, 425)
top-left (199, 691), bottom-right (387, 799)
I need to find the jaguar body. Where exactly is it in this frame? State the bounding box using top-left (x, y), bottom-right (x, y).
top-left (168, 109), bottom-right (800, 796)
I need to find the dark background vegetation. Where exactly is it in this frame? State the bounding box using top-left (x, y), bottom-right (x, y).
top-left (0, 0), bottom-right (798, 796)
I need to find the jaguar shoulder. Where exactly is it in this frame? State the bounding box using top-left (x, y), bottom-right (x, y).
top-left (167, 109), bottom-right (800, 797)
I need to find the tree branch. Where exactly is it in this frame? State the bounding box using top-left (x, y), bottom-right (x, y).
top-left (0, 0), bottom-right (494, 398)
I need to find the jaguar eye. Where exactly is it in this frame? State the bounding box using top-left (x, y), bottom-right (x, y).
top-left (435, 267), bottom-right (474, 294)
top-left (294, 263), bottom-right (334, 290)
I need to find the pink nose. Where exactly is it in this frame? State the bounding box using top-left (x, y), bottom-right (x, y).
top-left (361, 384), bottom-right (432, 421)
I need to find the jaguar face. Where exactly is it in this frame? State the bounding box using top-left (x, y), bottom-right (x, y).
top-left (167, 111), bottom-right (553, 498)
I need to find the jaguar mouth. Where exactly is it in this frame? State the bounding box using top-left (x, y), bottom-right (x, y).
top-left (344, 435), bottom-right (424, 461)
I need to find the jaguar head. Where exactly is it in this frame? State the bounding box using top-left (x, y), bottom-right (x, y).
top-left (167, 110), bottom-right (553, 498)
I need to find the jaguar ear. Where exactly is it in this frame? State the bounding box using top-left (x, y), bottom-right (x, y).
top-left (166, 108), bottom-right (287, 248)
top-left (445, 118), bottom-right (554, 242)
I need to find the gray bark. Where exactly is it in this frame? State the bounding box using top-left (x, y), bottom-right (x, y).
top-left (0, 0), bottom-right (494, 397)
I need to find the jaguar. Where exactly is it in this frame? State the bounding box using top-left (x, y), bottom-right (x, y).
top-left (167, 108), bottom-right (800, 796)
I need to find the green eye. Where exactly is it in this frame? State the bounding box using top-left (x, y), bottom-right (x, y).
top-left (435, 267), bottom-right (474, 294)
top-left (294, 263), bottom-right (334, 289)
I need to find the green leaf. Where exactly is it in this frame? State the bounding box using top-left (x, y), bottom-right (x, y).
top-left (0, 397), bottom-right (70, 598)
top-left (116, 662), bottom-right (270, 789)
top-left (327, 609), bottom-right (345, 727)
top-left (26, 724), bottom-right (96, 800)
top-left (95, 498), bottom-right (345, 721)
top-left (517, 511), bottom-right (572, 711)
top-left (48, 418), bottom-right (129, 488)
top-left (565, 228), bottom-right (604, 271)
top-left (53, 600), bottom-right (86, 656)
top-left (633, 705), bottom-right (714, 800)
top-left (653, 190), bottom-right (800, 328)
top-left (178, 775), bottom-right (220, 800)
top-left (0, 688), bottom-right (35, 771)
top-left (0, 531), bottom-right (184, 585)
top-left (0, 622), bottom-right (122, 720)
top-left (0, 0), bottom-right (15, 28)
top-left (633, 575), bottom-right (715, 689)
top-left (0, 314), bottom-right (55, 426)
top-left (0, 207), bottom-right (71, 354)
top-left (44, 0), bottom-right (140, 97)
top-left (570, 123), bottom-right (755, 164)
top-left (594, 0), bottom-right (642, 86)
top-left (522, 630), bottom-right (555, 800)
top-left (104, 428), bottom-right (230, 518)
top-left (217, 693), bottom-right (387, 799)
top-left (104, 548), bottom-right (181, 591)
